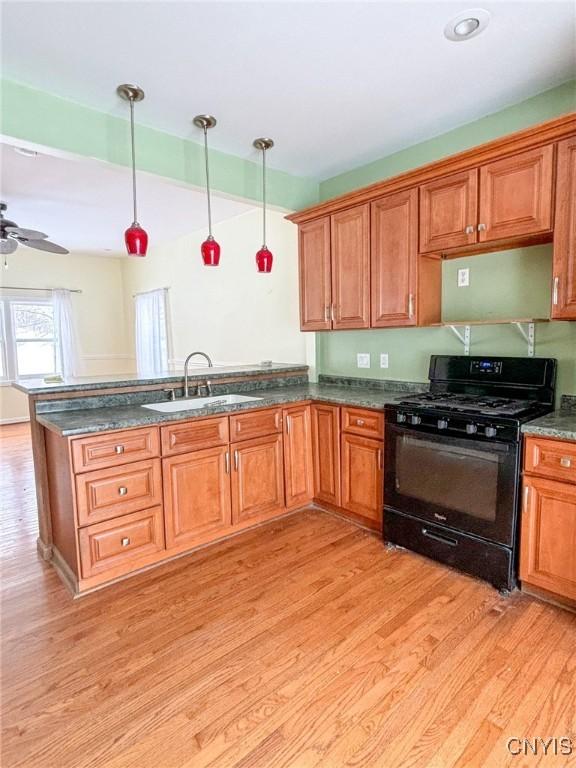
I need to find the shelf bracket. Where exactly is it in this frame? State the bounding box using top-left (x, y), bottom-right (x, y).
top-left (513, 322), bottom-right (535, 357)
top-left (448, 324), bottom-right (471, 355)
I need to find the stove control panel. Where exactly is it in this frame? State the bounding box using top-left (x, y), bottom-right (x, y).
top-left (389, 407), bottom-right (519, 443)
top-left (470, 360), bottom-right (503, 376)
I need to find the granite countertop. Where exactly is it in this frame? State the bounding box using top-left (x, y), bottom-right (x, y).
top-left (521, 411), bottom-right (576, 442)
top-left (13, 362), bottom-right (308, 395)
top-left (36, 383), bottom-right (411, 436)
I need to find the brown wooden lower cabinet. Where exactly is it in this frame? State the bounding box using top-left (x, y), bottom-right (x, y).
top-left (231, 433), bottom-right (285, 524)
top-left (283, 405), bottom-right (313, 509)
top-left (163, 445), bottom-right (232, 552)
top-left (520, 475), bottom-right (576, 603)
top-left (311, 403), bottom-right (341, 507)
top-left (341, 433), bottom-right (383, 526)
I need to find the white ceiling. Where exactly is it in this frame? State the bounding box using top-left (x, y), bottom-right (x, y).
top-left (1, 1), bottom-right (574, 180)
top-left (0, 142), bottom-right (255, 255)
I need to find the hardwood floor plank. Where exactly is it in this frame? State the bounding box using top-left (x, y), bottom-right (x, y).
top-left (1, 423), bottom-right (575, 768)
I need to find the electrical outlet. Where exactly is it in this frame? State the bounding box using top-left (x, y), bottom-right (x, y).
top-left (380, 353), bottom-right (389, 369)
top-left (357, 353), bottom-right (371, 369)
top-left (457, 268), bottom-right (470, 287)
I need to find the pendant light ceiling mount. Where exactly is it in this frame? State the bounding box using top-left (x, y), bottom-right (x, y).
top-left (117, 82), bottom-right (148, 256)
top-left (194, 114), bottom-right (220, 266)
top-left (253, 137), bottom-right (274, 273)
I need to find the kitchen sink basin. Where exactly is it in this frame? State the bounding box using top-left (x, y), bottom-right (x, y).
top-left (142, 394), bottom-right (263, 413)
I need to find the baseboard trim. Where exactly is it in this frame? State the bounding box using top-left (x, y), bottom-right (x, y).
top-left (1, 416), bottom-right (30, 425)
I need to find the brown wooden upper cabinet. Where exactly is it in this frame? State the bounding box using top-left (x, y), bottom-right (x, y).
top-left (552, 136), bottom-right (576, 320)
top-left (371, 189), bottom-right (418, 327)
top-left (419, 170), bottom-right (478, 254)
top-left (330, 205), bottom-right (371, 329)
top-left (479, 145), bottom-right (554, 242)
top-left (298, 217), bottom-right (331, 331)
top-left (419, 146), bottom-right (554, 254)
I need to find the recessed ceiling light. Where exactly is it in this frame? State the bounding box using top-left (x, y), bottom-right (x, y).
top-left (444, 8), bottom-right (490, 42)
top-left (14, 147), bottom-right (38, 158)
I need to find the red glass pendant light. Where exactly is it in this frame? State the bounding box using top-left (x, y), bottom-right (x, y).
top-left (117, 84), bottom-right (148, 256)
top-left (253, 138), bottom-right (274, 273)
top-left (194, 115), bottom-right (221, 266)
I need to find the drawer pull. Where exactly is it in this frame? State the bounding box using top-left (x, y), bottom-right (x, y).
top-left (560, 456), bottom-right (572, 468)
top-left (115, 445), bottom-right (125, 454)
top-left (121, 537), bottom-right (130, 547)
top-left (118, 486), bottom-right (128, 496)
top-left (356, 419), bottom-right (365, 426)
top-left (421, 528), bottom-right (458, 547)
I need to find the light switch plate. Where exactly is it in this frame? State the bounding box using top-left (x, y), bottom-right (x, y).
top-left (380, 353), bottom-right (389, 369)
top-left (457, 268), bottom-right (470, 287)
top-left (357, 353), bottom-right (371, 369)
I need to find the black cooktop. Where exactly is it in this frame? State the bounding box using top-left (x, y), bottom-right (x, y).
top-left (397, 391), bottom-right (537, 417)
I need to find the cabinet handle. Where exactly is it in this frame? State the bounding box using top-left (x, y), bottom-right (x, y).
top-left (465, 225), bottom-right (474, 235)
top-left (408, 294), bottom-right (414, 319)
top-left (331, 303), bottom-right (335, 322)
top-left (324, 305), bottom-right (330, 322)
top-left (553, 276), bottom-right (559, 306)
top-left (115, 445), bottom-right (124, 454)
top-left (523, 485), bottom-right (530, 511)
top-left (286, 416), bottom-right (290, 434)
top-left (560, 456), bottom-right (572, 468)
top-left (118, 486), bottom-right (128, 496)
top-left (356, 419), bottom-right (365, 426)
top-left (234, 450), bottom-right (239, 471)
top-left (121, 537), bottom-right (130, 547)
top-left (477, 223), bottom-right (486, 232)
top-left (225, 451), bottom-right (230, 474)
top-left (378, 448), bottom-right (383, 470)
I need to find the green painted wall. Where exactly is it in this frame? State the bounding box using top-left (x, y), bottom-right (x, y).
top-left (320, 81), bottom-right (576, 199)
top-left (317, 81), bottom-right (576, 398)
top-left (318, 246), bottom-right (576, 398)
top-left (0, 79), bottom-right (319, 211)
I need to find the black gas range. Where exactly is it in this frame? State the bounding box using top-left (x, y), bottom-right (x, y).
top-left (383, 355), bottom-right (556, 592)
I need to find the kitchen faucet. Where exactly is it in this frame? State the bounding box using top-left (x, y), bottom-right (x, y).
top-left (183, 351), bottom-right (213, 398)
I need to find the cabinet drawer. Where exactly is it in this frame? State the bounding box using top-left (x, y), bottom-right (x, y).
top-left (524, 436), bottom-right (576, 484)
top-left (71, 427), bottom-right (160, 473)
top-left (230, 408), bottom-right (282, 442)
top-left (161, 416), bottom-right (229, 456)
top-left (75, 459), bottom-right (162, 526)
top-left (79, 506), bottom-right (165, 579)
top-left (341, 407), bottom-right (384, 439)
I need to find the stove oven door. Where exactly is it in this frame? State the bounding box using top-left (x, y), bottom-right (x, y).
top-left (385, 424), bottom-right (520, 546)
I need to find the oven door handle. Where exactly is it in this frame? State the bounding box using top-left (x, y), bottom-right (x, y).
top-left (421, 528), bottom-right (458, 547)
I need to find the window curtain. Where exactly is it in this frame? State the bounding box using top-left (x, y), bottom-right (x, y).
top-left (134, 288), bottom-right (170, 375)
top-left (52, 288), bottom-right (79, 378)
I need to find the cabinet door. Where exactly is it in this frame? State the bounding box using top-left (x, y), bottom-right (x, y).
top-left (331, 205), bottom-right (370, 329)
top-left (419, 170), bottom-right (478, 253)
top-left (298, 217), bottom-right (332, 331)
top-left (311, 403), bottom-right (341, 507)
top-left (552, 137), bottom-right (576, 319)
top-left (283, 405), bottom-right (313, 509)
top-left (371, 189), bottom-right (418, 327)
top-left (231, 434), bottom-right (285, 524)
top-left (520, 476), bottom-right (576, 602)
top-left (163, 446), bottom-right (232, 552)
top-left (478, 145), bottom-right (554, 242)
top-left (341, 433), bottom-right (384, 526)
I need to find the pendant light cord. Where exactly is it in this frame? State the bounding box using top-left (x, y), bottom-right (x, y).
top-left (129, 98), bottom-right (138, 225)
top-left (203, 126), bottom-right (213, 238)
top-left (262, 147), bottom-right (267, 247)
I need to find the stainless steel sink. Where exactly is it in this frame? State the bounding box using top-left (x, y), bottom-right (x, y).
top-left (142, 394), bottom-right (263, 413)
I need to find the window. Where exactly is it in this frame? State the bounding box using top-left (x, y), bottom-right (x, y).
top-left (0, 297), bottom-right (58, 380)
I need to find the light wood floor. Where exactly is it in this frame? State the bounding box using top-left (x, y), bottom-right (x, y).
top-left (1, 422), bottom-right (575, 768)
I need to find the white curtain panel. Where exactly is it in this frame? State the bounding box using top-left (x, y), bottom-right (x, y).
top-left (134, 288), bottom-right (170, 375)
top-left (52, 288), bottom-right (79, 378)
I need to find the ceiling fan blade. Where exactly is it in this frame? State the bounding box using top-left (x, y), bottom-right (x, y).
top-left (0, 238), bottom-right (18, 255)
top-left (5, 226), bottom-right (48, 240)
top-left (17, 237), bottom-right (69, 254)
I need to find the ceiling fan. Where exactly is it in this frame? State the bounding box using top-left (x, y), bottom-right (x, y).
top-left (0, 202), bottom-right (69, 259)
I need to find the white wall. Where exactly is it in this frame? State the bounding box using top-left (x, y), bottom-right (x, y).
top-left (121, 208), bottom-right (307, 368)
top-left (1, 250), bottom-right (133, 422)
